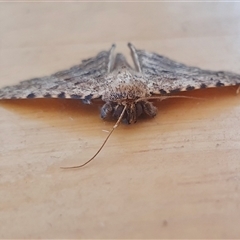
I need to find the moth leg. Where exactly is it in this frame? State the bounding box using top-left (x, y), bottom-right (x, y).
top-left (142, 101), bottom-right (157, 117)
top-left (101, 102), bottom-right (113, 119)
top-left (136, 102), bottom-right (143, 118)
top-left (125, 103), bottom-right (138, 124)
top-left (112, 105), bottom-right (124, 119)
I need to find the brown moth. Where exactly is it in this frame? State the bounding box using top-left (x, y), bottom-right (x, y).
top-left (1, 43), bottom-right (240, 168)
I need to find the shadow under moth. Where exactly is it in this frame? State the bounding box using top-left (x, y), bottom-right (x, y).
top-left (1, 43), bottom-right (240, 168)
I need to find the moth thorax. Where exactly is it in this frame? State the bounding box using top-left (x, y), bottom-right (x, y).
top-left (102, 79), bottom-right (150, 102)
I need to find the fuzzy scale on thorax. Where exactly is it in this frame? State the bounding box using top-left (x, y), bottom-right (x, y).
top-left (102, 67), bottom-right (151, 102)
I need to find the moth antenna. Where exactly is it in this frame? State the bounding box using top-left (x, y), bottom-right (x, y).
top-left (136, 95), bottom-right (204, 102)
top-left (61, 104), bottom-right (127, 169)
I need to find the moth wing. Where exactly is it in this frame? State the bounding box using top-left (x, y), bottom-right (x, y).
top-left (0, 45), bottom-right (116, 103)
top-left (129, 43), bottom-right (240, 94)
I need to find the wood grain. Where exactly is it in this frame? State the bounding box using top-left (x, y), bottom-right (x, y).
top-left (0, 2), bottom-right (240, 238)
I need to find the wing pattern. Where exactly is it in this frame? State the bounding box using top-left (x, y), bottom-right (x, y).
top-left (133, 47), bottom-right (240, 94)
top-left (1, 43), bottom-right (240, 103)
top-left (0, 46), bottom-right (114, 103)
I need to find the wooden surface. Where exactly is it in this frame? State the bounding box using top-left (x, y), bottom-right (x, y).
top-left (1, 3), bottom-right (240, 239)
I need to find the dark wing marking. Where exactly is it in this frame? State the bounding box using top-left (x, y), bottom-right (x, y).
top-left (0, 45), bottom-right (116, 103)
top-left (129, 43), bottom-right (240, 94)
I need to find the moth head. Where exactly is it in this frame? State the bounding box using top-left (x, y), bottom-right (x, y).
top-left (101, 100), bottom-right (157, 124)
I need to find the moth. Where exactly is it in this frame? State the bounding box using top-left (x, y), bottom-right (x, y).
top-left (1, 43), bottom-right (240, 168)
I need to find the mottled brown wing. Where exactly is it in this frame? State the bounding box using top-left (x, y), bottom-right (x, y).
top-left (0, 45), bottom-right (115, 103)
top-left (130, 43), bottom-right (240, 95)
